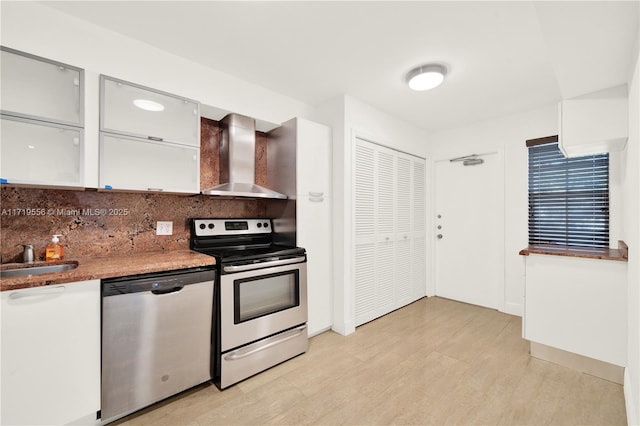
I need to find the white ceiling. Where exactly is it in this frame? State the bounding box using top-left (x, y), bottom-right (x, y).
top-left (42, 1), bottom-right (639, 133)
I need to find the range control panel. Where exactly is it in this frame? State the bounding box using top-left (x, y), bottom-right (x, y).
top-left (191, 218), bottom-right (272, 237)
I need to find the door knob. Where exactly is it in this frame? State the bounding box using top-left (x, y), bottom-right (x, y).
top-left (437, 234), bottom-right (443, 239)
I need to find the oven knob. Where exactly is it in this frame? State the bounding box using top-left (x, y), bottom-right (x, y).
top-left (264, 222), bottom-right (269, 228)
top-left (199, 223), bottom-right (206, 230)
top-left (257, 223), bottom-right (262, 228)
top-left (208, 223), bottom-right (215, 229)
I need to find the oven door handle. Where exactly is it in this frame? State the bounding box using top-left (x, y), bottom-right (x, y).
top-left (223, 325), bottom-right (307, 361)
top-left (222, 256), bottom-right (306, 273)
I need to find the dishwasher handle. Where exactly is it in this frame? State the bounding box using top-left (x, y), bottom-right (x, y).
top-left (102, 267), bottom-right (215, 297)
top-left (151, 286), bottom-right (184, 295)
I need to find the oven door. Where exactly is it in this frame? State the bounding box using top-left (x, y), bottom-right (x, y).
top-left (220, 259), bottom-right (307, 352)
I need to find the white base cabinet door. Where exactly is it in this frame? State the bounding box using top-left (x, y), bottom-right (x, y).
top-left (1, 280), bottom-right (101, 426)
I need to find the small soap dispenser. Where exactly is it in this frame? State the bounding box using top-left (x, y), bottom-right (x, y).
top-left (45, 234), bottom-right (64, 262)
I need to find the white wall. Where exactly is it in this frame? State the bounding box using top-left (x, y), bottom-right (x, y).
top-left (0, 2), bottom-right (314, 187)
top-left (315, 95), bottom-right (430, 335)
top-left (622, 41), bottom-right (640, 426)
top-left (429, 106), bottom-right (557, 315)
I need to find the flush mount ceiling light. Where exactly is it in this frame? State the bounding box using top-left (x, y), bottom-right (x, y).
top-left (133, 99), bottom-right (165, 112)
top-left (406, 64), bottom-right (447, 91)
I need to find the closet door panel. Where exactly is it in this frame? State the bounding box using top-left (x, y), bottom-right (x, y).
top-left (354, 142), bottom-right (376, 245)
top-left (376, 150), bottom-right (395, 239)
top-left (354, 243), bottom-right (376, 325)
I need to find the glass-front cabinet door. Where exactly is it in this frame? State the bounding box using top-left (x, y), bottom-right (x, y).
top-left (0, 47), bottom-right (84, 187)
top-left (1, 47), bottom-right (83, 126)
top-left (101, 76), bottom-right (199, 147)
top-left (100, 134), bottom-right (199, 194)
top-left (1, 116), bottom-right (82, 186)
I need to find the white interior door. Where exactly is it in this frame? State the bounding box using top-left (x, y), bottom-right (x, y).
top-left (434, 153), bottom-right (504, 310)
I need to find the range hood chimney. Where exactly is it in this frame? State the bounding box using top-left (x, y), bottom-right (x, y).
top-left (201, 113), bottom-right (287, 199)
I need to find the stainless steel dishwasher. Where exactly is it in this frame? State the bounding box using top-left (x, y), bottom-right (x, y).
top-left (101, 267), bottom-right (215, 424)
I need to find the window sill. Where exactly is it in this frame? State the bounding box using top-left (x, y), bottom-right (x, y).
top-left (519, 240), bottom-right (628, 262)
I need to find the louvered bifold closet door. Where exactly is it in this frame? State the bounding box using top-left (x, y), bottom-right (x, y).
top-left (354, 141), bottom-right (376, 325)
top-left (376, 150), bottom-right (397, 316)
top-left (395, 154), bottom-right (413, 306)
top-left (411, 159), bottom-right (427, 300)
top-left (354, 138), bottom-right (427, 327)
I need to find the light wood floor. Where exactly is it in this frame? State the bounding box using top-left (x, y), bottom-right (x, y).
top-left (113, 297), bottom-right (627, 425)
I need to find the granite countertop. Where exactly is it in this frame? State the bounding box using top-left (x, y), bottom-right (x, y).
top-left (0, 250), bottom-right (216, 292)
top-left (519, 240), bottom-right (628, 262)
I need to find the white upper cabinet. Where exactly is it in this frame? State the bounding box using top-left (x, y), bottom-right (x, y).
top-left (100, 134), bottom-right (199, 194)
top-left (0, 47), bottom-right (84, 187)
top-left (99, 76), bottom-right (201, 193)
top-left (101, 75), bottom-right (200, 147)
top-left (1, 47), bottom-right (83, 126)
top-left (559, 84), bottom-right (628, 157)
top-left (1, 117), bottom-right (82, 186)
top-left (296, 118), bottom-right (332, 197)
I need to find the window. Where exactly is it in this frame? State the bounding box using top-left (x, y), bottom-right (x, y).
top-left (527, 135), bottom-right (609, 248)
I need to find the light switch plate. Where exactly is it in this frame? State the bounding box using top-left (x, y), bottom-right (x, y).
top-left (156, 221), bottom-right (173, 235)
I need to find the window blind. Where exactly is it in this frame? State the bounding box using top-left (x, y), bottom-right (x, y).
top-left (527, 139), bottom-right (609, 248)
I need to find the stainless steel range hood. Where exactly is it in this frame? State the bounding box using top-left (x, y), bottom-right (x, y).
top-left (201, 113), bottom-right (287, 199)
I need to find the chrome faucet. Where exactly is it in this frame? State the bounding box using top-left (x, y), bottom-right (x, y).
top-left (21, 244), bottom-right (34, 263)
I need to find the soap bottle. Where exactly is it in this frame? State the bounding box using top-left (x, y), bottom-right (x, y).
top-left (45, 234), bottom-right (64, 262)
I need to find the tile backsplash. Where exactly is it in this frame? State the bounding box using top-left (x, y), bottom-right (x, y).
top-left (0, 187), bottom-right (266, 262)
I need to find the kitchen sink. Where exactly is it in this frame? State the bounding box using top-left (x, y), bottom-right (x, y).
top-left (0, 262), bottom-right (78, 278)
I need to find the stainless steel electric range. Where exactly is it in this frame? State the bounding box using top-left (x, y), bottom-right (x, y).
top-left (190, 218), bottom-right (308, 390)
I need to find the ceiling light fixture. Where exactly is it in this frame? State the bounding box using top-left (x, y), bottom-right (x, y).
top-left (133, 99), bottom-right (165, 112)
top-left (406, 64), bottom-right (447, 91)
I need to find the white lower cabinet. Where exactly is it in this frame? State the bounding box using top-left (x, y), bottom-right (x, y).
top-left (1, 280), bottom-right (101, 425)
top-left (100, 134), bottom-right (199, 193)
top-left (523, 255), bottom-right (627, 366)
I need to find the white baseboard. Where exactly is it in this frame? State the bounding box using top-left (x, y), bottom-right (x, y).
top-left (503, 301), bottom-right (523, 317)
top-left (530, 341), bottom-right (624, 384)
top-left (625, 368), bottom-right (639, 426)
top-left (308, 325), bottom-right (332, 338)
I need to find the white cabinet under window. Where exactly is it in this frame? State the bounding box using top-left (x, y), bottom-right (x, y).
top-left (1, 280), bottom-right (101, 426)
top-left (99, 75), bottom-right (200, 193)
top-left (353, 138), bottom-right (426, 326)
top-left (100, 134), bottom-right (199, 193)
top-left (0, 47), bottom-right (84, 187)
top-left (523, 254), bottom-right (627, 369)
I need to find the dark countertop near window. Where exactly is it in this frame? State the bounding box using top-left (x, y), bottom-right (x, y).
top-left (0, 250), bottom-right (217, 292)
top-left (519, 240), bottom-right (628, 262)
